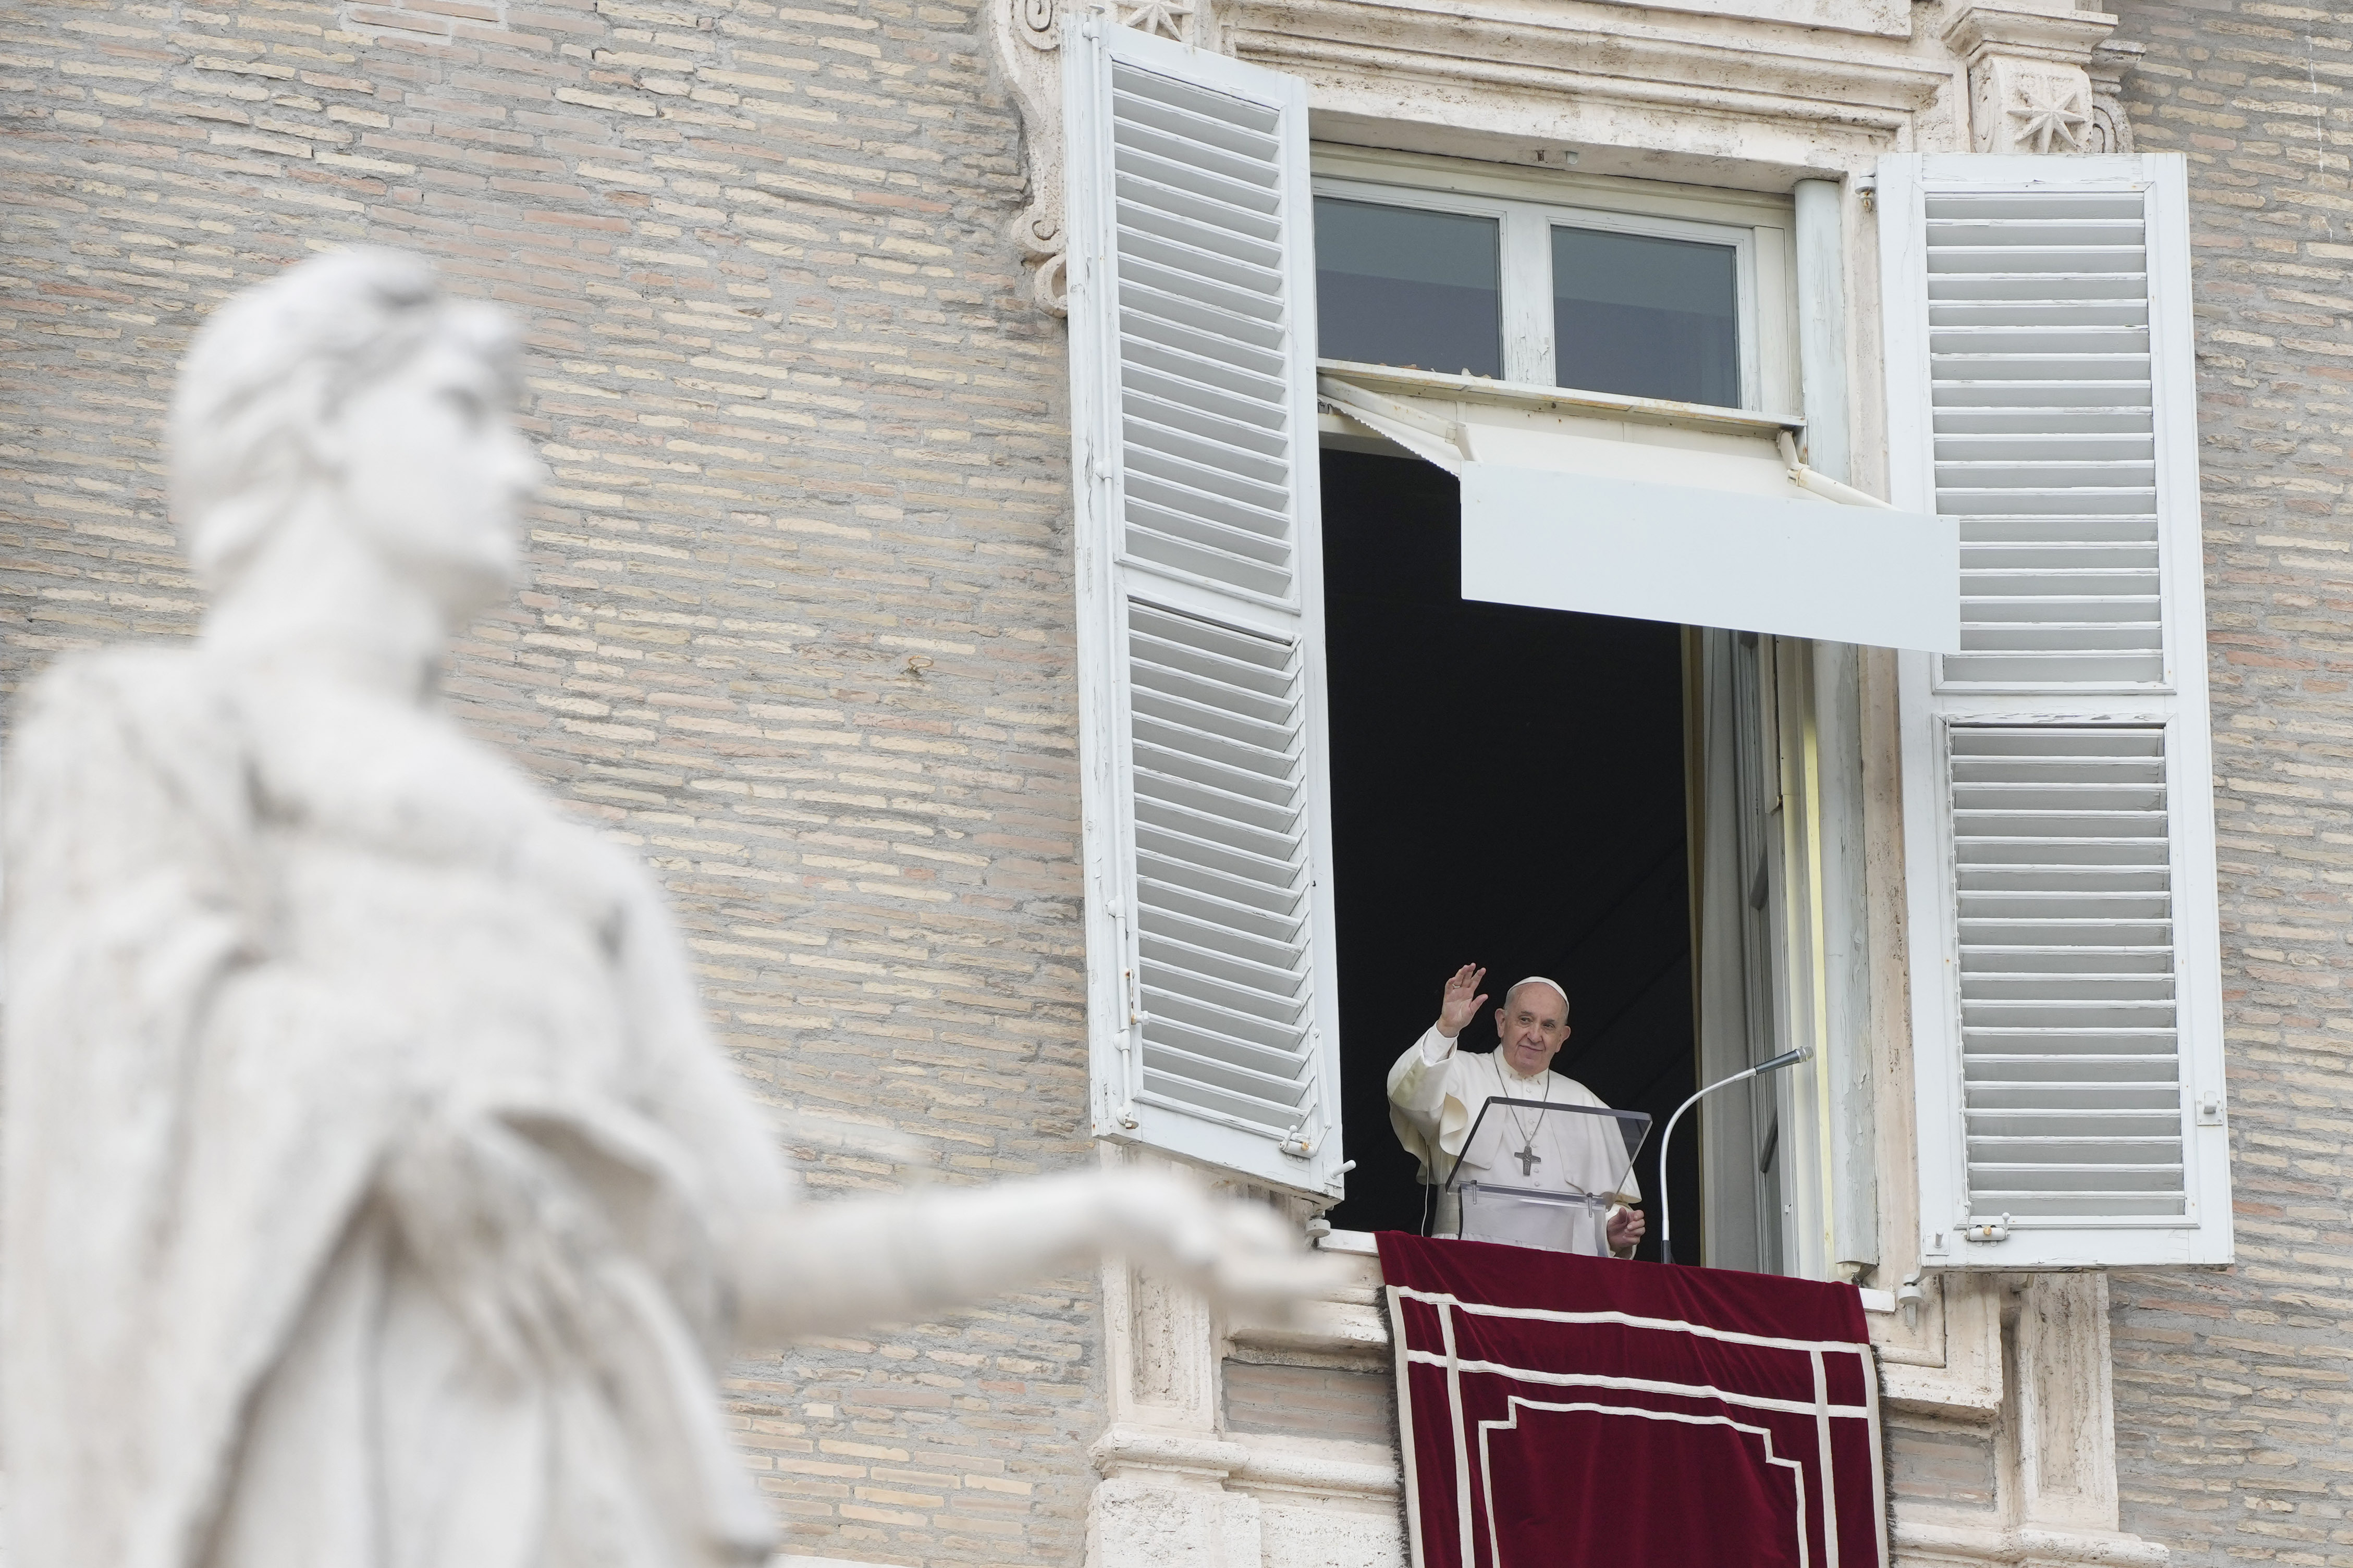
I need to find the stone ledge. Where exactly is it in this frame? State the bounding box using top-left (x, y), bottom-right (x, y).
top-left (1894, 1522), bottom-right (2167, 1567)
top-left (1089, 1424), bottom-right (1401, 1499)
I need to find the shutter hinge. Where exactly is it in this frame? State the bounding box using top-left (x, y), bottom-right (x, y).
top-left (1962, 1215), bottom-right (2011, 1244)
top-left (1107, 895), bottom-right (1145, 1035)
top-left (1101, 883), bottom-right (1141, 1131)
top-left (2197, 1090), bottom-right (2224, 1126)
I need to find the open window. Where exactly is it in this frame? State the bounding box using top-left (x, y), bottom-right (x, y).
top-left (1301, 163), bottom-right (1909, 1271)
top-left (1059, 31), bottom-right (2224, 1281)
top-left (1057, 26), bottom-right (1939, 1258)
top-left (1312, 448), bottom-right (1702, 1260)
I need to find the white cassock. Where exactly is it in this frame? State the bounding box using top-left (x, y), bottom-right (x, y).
top-left (1387, 1027), bottom-right (1640, 1257)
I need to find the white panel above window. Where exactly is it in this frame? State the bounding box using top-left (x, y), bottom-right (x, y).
top-left (1064, 21), bottom-right (1345, 1197)
top-left (1317, 361), bottom-right (1962, 652)
top-left (1883, 153), bottom-right (2229, 1269)
top-left (1458, 466), bottom-right (1955, 650)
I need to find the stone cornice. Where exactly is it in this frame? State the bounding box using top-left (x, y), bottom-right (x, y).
top-left (1235, 0), bottom-right (1956, 119)
top-left (1240, 5), bottom-right (1961, 182)
top-left (1941, 0), bottom-right (2116, 69)
top-left (986, 0), bottom-right (1978, 308)
top-left (983, 0), bottom-right (2128, 297)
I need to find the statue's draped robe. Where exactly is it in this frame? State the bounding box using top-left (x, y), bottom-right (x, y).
top-left (3, 649), bottom-right (792, 1568)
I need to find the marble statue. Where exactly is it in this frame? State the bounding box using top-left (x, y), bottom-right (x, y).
top-left (0, 249), bottom-right (1331, 1568)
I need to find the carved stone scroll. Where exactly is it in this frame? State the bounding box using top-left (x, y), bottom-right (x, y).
top-left (2086, 38), bottom-right (2143, 155)
top-left (991, 0), bottom-right (1072, 315)
top-left (987, 0), bottom-right (1232, 315)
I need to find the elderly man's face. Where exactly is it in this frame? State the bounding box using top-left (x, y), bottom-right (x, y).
top-left (1496, 986), bottom-right (1569, 1079)
top-left (335, 335), bottom-right (542, 621)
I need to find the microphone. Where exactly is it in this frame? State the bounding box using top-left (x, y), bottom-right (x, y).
top-left (1655, 1047), bottom-right (1810, 1266)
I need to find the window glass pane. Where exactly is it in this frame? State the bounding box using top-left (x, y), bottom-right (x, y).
top-left (1552, 227), bottom-right (1739, 407)
top-left (1314, 198), bottom-right (1503, 379)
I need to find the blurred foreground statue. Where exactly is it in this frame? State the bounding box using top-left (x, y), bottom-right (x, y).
top-left (2, 250), bottom-right (1327, 1568)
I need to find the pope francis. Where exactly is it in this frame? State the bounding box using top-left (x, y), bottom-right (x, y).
top-left (1388, 966), bottom-right (1647, 1257)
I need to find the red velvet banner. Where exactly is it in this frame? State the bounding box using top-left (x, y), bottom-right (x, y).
top-left (1377, 1232), bottom-right (1884, 1568)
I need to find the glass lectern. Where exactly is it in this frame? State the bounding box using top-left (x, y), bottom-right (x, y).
top-left (1443, 1097), bottom-right (1652, 1256)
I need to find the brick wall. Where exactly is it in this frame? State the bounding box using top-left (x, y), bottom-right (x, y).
top-left (2106, 2), bottom-right (2353, 1560)
top-left (0, 2), bottom-right (1099, 1564)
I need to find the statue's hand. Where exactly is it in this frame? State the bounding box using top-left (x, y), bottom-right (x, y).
top-left (379, 1115), bottom-right (610, 1381)
top-left (1103, 1169), bottom-right (1351, 1320)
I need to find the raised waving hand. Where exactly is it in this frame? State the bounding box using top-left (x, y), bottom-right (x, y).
top-left (1436, 964), bottom-right (1488, 1040)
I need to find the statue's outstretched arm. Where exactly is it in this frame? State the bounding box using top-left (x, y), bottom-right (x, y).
top-left (730, 1167), bottom-right (1337, 1347)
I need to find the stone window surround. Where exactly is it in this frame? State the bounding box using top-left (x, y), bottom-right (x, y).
top-left (1016, 4), bottom-right (2172, 1562)
top-left (1002, 0), bottom-right (2142, 1275)
top-left (1015, 0), bottom-right (2128, 1273)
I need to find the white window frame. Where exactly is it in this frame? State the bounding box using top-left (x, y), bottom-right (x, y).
top-left (1300, 155), bottom-right (1867, 1273)
top-left (1313, 176), bottom-right (1765, 411)
top-left (1312, 146), bottom-right (1798, 416)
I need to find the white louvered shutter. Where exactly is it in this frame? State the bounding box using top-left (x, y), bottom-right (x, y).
top-left (1062, 22), bottom-right (1344, 1196)
top-left (1881, 154), bottom-right (2227, 1268)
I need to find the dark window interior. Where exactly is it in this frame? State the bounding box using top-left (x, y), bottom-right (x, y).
top-left (1552, 226), bottom-right (1739, 407)
top-left (1319, 451), bottom-right (1700, 1262)
top-left (1314, 198), bottom-right (1504, 380)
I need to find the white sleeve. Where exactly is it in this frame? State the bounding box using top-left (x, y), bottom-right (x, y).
top-left (1387, 1026), bottom-right (1459, 1148)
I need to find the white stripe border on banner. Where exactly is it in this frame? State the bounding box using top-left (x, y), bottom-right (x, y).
top-left (1385, 1282), bottom-right (1886, 1568)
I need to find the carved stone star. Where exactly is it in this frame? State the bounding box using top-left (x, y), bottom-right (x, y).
top-left (1121, 0), bottom-right (1191, 38)
top-left (2008, 76), bottom-right (2091, 155)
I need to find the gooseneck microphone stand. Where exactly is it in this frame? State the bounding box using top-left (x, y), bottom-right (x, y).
top-left (1656, 1047), bottom-right (1810, 1266)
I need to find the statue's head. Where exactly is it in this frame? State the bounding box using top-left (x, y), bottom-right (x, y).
top-left (169, 248), bottom-right (542, 622)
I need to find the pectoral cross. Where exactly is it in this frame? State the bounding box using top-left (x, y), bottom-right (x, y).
top-left (1514, 1144), bottom-right (1542, 1178)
